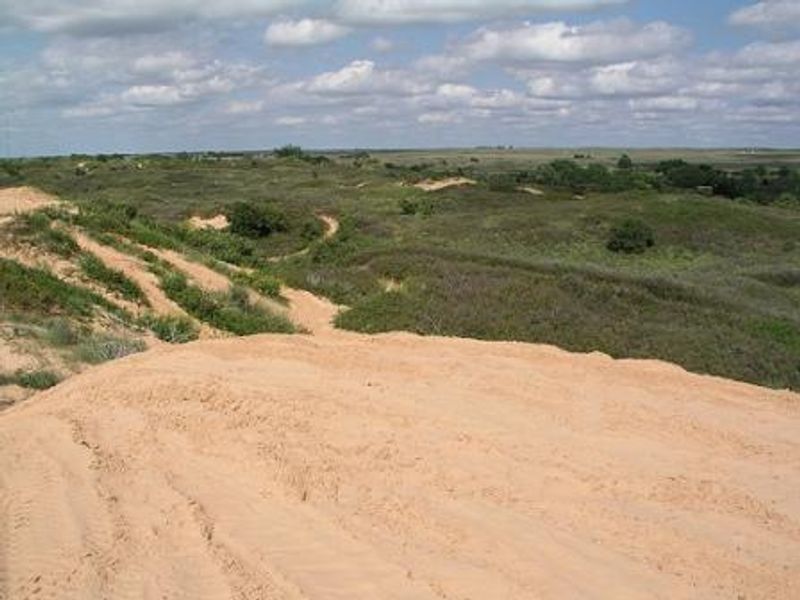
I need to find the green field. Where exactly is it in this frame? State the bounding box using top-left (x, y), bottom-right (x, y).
top-left (3, 148), bottom-right (799, 389)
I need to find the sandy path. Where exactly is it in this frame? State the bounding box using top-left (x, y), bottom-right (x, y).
top-left (268, 214), bottom-right (340, 264)
top-left (1, 333), bottom-right (798, 599)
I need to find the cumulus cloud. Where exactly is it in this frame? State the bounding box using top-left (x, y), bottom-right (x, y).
top-left (456, 19), bottom-right (690, 64)
top-left (299, 60), bottom-right (431, 96)
top-left (729, 1), bottom-right (800, 29)
top-left (334, 0), bottom-right (628, 24)
top-left (265, 19), bottom-right (351, 47)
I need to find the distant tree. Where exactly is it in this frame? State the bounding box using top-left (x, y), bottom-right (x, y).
top-left (617, 154), bottom-right (633, 170)
top-left (274, 145), bottom-right (306, 159)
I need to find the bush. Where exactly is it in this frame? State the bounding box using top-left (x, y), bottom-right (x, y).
top-left (16, 370), bottom-right (61, 390)
top-left (607, 220), bottom-right (655, 254)
top-left (399, 198), bottom-right (434, 216)
top-left (143, 314), bottom-right (199, 343)
top-left (617, 154), bottom-right (633, 170)
top-left (226, 202), bottom-right (288, 238)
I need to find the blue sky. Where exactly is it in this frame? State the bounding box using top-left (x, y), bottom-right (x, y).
top-left (1, 0), bottom-right (799, 155)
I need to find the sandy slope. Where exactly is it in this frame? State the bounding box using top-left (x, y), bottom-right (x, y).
top-left (0, 187), bottom-right (60, 218)
top-left (1, 330), bottom-right (798, 599)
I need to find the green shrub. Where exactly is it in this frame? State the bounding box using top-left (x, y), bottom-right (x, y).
top-left (226, 202), bottom-right (288, 238)
top-left (16, 370), bottom-right (61, 390)
top-left (607, 220), bottom-right (655, 254)
top-left (617, 154), bottom-right (633, 170)
top-left (79, 252), bottom-right (149, 304)
top-left (399, 198), bottom-right (418, 215)
top-left (143, 314), bottom-right (199, 344)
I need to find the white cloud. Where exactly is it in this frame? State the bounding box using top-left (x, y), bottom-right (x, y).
top-left (275, 116), bottom-right (307, 126)
top-left (224, 100), bottom-right (265, 114)
top-left (629, 96), bottom-right (699, 112)
top-left (418, 111), bottom-right (461, 124)
top-left (334, 0), bottom-right (629, 24)
top-left (1, 0), bottom-right (307, 35)
top-left (264, 19), bottom-right (350, 47)
top-left (299, 60), bottom-right (431, 96)
top-left (735, 39), bottom-right (800, 66)
top-left (371, 36), bottom-right (395, 52)
top-left (457, 19), bottom-right (690, 64)
top-left (121, 85), bottom-right (186, 106)
top-left (730, 1), bottom-right (800, 29)
top-left (132, 52), bottom-right (195, 75)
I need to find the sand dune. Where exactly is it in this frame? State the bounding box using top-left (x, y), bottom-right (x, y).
top-left (1, 330), bottom-right (798, 599)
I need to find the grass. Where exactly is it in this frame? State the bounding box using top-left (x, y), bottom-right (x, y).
top-left (0, 257), bottom-right (112, 317)
top-left (155, 267), bottom-right (295, 335)
top-left (141, 314), bottom-right (199, 343)
top-left (0, 369), bottom-right (61, 390)
top-left (79, 252), bottom-right (149, 305)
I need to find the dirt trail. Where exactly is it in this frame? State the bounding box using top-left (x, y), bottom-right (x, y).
top-left (268, 214), bottom-right (340, 264)
top-left (1, 333), bottom-right (798, 599)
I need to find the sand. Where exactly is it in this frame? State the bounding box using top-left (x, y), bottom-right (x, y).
top-left (414, 177), bottom-right (477, 192)
top-left (188, 214), bottom-right (230, 231)
top-left (0, 187), bottom-right (60, 217)
top-left (519, 186), bottom-right (544, 196)
top-left (1, 328), bottom-right (798, 599)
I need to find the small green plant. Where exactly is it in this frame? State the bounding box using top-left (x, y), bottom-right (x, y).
top-left (607, 219), bottom-right (655, 254)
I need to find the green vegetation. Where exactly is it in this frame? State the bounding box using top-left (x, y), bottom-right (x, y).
top-left (141, 314), bottom-right (199, 343)
top-left (0, 369), bottom-right (61, 390)
top-left (607, 220), bottom-right (655, 254)
top-left (155, 267), bottom-right (294, 335)
top-left (79, 252), bottom-right (149, 304)
top-left (226, 201), bottom-right (288, 238)
top-left (0, 258), bottom-right (113, 318)
top-left (9, 148), bottom-right (800, 389)
top-left (12, 212), bottom-right (80, 258)
top-left (74, 334), bottom-right (147, 364)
